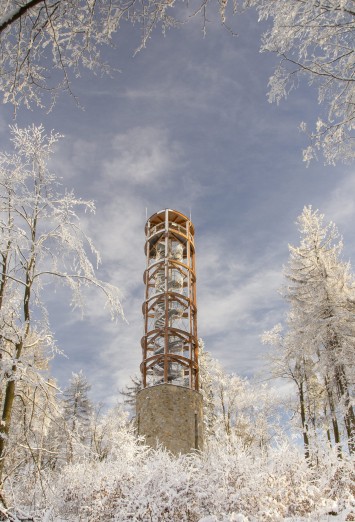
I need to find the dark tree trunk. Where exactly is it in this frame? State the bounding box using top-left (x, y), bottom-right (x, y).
top-left (299, 381), bottom-right (310, 461)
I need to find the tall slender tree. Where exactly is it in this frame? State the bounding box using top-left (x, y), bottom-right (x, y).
top-left (0, 124), bottom-right (123, 498)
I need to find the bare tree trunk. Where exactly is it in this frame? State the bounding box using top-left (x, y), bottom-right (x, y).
top-left (326, 334), bottom-right (354, 454)
top-left (0, 341), bottom-right (23, 484)
top-left (324, 407), bottom-right (332, 447)
top-left (334, 365), bottom-right (354, 454)
top-left (299, 381), bottom-right (310, 461)
top-left (0, 254), bottom-right (34, 486)
top-left (324, 376), bottom-right (342, 458)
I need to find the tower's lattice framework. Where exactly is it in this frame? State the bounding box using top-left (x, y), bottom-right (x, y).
top-left (141, 209), bottom-right (199, 390)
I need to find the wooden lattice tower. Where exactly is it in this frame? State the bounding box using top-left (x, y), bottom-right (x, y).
top-left (137, 209), bottom-right (203, 454)
top-left (141, 209), bottom-right (199, 390)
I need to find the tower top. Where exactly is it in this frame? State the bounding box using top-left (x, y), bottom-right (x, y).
top-left (145, 208), bottom-right (195, 236)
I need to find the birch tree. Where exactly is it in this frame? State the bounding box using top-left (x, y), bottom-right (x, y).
top-left (0, 124), bottom-right (123, 497)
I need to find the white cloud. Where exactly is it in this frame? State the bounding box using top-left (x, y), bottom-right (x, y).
top-left (323, 169), bottom-right (355, 226)
top-left (195, 228), bottom-right (286, 378)
top-left (103, 126), bottom-right (183, 185)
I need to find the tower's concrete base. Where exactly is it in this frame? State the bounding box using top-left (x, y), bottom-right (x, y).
top-left (136, 384), bottom-right (204, 454)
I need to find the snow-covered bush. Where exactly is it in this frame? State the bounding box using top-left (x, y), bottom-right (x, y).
top-left (15, 433), bottom-right (353, 521)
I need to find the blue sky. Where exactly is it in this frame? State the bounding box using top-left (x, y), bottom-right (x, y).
top-left (1, 7), bottom-right (354, 406)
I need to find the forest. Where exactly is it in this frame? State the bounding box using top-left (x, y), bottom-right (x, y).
top-left (0, 0), bottom-right (355, 520)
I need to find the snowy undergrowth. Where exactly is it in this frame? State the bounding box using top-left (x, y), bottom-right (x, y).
top-left (9, 435), bottom-right (354, 522)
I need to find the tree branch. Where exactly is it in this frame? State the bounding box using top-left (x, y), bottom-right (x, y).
top-left (0, 0), bottom-right (46, 34)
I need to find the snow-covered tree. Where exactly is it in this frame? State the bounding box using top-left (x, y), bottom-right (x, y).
top-left (199, 341), bottom-right (281, 450)
top-left (0, 0), bottom-right (190, 110)
top-left (62, 371), bottom-right (93, 463)
top-left (198, 339), bottom-right (218, 437)
top-left (263, 206), bottom-right (355, 457)
top-left (262, 323), bottom-right (321, 460)
top-left (0, 124), bottom-right (123, 496)
top-left (250, 0), bottom-right (355, 164)
top-left (63, 371), bottom-right (92, 430)
top-left (89, 403), bottom-right (133, 462)
top-left (120, 374), bottom-right (142, 413)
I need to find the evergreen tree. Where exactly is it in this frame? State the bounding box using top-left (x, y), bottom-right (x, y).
top-left (120, 375), bottom-right (142, 412)
top-left (62, 371), bottom-right (93, 463)
top-left (263, 207), bottom-right (355, 457)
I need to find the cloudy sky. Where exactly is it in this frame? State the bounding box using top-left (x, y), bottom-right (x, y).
top-left (1, 6), bottom-right (354, 407)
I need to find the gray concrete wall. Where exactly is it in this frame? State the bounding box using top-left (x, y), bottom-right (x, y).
top-left (136, 384), bottom-right (204, 455)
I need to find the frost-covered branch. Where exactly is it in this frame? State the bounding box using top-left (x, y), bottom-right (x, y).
top-left (0, 0), bottom-right (46, 34)
top-left (251, 0), bottom-right (355, 163)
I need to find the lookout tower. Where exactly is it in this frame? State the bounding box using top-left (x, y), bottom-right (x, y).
top-left (136, 209), bottom-right (203, 454)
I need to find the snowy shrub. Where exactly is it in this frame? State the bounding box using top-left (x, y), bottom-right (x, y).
top-left (17, 433), bottom-right (353, 521)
